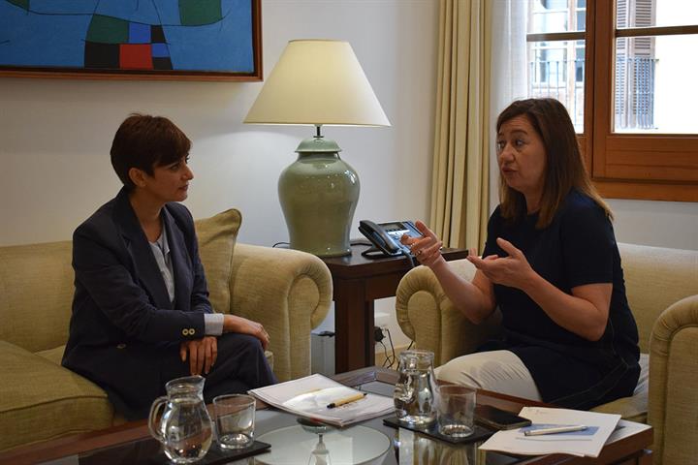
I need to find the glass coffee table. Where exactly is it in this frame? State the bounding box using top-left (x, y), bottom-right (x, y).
top-left (0, 367), bottom-right (653, 465)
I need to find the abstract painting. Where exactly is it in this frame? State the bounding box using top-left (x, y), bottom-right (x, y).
top-left (0, 0), bottom-right (261, 80)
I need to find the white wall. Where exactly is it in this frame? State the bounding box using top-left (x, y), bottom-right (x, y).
top-left (0, 0), bottom-right (439, 349)
top-left (607, 199), bottom-right (698, 250)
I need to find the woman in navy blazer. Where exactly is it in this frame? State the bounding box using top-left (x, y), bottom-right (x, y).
top-left (62, 115), bottom-right (276, 419)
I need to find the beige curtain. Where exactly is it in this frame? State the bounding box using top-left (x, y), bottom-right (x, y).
top-left (430, 0), bottom-right (492, 251)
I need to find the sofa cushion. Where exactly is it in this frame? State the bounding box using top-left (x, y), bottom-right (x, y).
top-left (591, 353), bottom-right (649, 423)
top-left (194, 209), bottom-right (242, 315)
top-left (0, 242), bottom-right (74, 353)
top-left (0, 341), bottom-right (113, 451)
top-left (619, 243), bottom-right (698, 352)
top-left (36, 346), bottom-right (65, 365)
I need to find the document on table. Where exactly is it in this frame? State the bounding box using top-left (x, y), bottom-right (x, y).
top-left (606, 419), bottom-right (651, 445)
top-left (479, 406), bottom-right (621, 458)
top-left (248, 373), bottom-right (395, 427)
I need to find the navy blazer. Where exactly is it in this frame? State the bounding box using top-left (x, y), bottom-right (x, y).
top-left (62, 188), bottom-right (212, 417)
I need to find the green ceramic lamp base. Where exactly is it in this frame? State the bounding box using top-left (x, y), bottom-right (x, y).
top-left (278, 131), bottom-right (359, 257)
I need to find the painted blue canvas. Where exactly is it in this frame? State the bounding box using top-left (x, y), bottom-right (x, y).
top-left (0, 0), bottom-right (260, 78)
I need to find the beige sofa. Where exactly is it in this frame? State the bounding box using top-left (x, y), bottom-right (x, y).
top-left (0, 209), bottom-right (332, 452)
top-left (396, 243), bottom-right (698, 465)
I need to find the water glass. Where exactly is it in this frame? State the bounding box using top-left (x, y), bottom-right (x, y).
top-left (436, 385), bottom-right (476, 438)
top-left (393, 350), bottom-right (437, 426)
top-left (213, 394), bottom-right (256, 449)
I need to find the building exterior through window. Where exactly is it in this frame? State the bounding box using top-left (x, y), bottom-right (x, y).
top-left (527, 0), bottom-right (657, 133)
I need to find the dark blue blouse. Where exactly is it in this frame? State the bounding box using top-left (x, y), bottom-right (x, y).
top-left (480, 190), bottom-right (640, 409)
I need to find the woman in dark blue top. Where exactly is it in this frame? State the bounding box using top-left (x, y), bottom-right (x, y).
top-left (402, 98), bottom-right (640, 409)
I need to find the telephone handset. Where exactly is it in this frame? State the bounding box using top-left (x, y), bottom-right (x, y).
top-left (358, 220), bottom-right (422, 257)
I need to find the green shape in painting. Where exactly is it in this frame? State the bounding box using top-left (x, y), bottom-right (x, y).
top-left (7, 0), bottom-right (30, 10)
top-left (87, 15), bottom-right (129, 44)
top-left (179, 0), bottom-right (223, 26)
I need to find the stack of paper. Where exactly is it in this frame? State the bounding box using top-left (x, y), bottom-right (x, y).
top-left (249, 373), bottom-right (395, 427)
top-left (479, 406), bottom-right (621, 458)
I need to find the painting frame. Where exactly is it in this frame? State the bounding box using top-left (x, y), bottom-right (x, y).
top-left (0, 0), bottom-right (262, 82)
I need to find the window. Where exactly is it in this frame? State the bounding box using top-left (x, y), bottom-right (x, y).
top-left (525, 0), bottom-right (698, 201)
top-left (528, 0), bottom-right (587, 132)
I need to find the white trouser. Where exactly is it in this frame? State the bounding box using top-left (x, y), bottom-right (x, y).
top-left (434, 350), bottom-right (543, 401)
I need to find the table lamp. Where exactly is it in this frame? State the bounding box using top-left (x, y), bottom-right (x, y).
top-left (244, 39), bottom-right (390, 257)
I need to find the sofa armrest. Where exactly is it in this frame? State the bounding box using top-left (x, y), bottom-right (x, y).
top-left (648, 294), bottom-right (698, 465)
top-left (395, 259), bottom-right (501, 367)
top-left (227, 244), bottom-right (332, 382)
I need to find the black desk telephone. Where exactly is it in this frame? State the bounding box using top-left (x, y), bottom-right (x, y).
top-left (358, 220), bottom-right (423, 257)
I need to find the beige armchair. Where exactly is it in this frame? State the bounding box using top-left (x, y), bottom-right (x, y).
top-left (396, 242), bottom-right (698, 465)
top-left (0, 209), bottom-right (332, 452)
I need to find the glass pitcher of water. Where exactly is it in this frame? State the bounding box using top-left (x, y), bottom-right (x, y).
top-left (148, 375), bottom-right (213, 464)
top-left (393, 350), bottom-right (437, 426)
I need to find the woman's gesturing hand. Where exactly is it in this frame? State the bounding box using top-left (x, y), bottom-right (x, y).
top-left (180, 336), bottom-right (218, 376)
top-left (467, 237), bottom-right (536, 290)
top-left (223, 315), bottom-right (270, 350)
top-left (400, 220), bottom-right (445, 269)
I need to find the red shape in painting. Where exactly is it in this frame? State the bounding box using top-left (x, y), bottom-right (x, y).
top-left (120, 44), bottom-right (153, 69)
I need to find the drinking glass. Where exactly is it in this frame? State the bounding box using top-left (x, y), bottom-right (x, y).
top-left (436, 385), bottom-right (476, 438)
top-left (213, 394), bottom-right (256, 449)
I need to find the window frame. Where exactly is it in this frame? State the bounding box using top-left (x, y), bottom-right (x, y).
top-left (527, 0), bottom-right (698, 202)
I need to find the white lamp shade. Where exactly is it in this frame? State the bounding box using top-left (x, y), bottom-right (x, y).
top-left (244, 40), bottom-right (390, 127)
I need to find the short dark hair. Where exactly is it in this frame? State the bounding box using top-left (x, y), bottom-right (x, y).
top-left (496, 98), bottom-right (611, 228)
top-left (110, 114), bottom-right (191, 190)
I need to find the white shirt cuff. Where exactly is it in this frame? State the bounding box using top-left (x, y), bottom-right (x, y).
top-left (204, 313), bottom-right (224, 336)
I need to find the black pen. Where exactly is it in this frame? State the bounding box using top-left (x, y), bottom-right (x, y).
top-left (326, 392), bottom-right (367, 409)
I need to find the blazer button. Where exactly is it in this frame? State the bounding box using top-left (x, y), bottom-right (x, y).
top-left (182, 329), bottom-right (188, 336)
top-left (116, 343), bottom-right (126, 349)
top-left (189, 328), bottom-right (196, 335)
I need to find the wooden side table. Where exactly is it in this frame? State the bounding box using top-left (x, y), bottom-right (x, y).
top-left (322, 244), bottom-right (468, 373)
